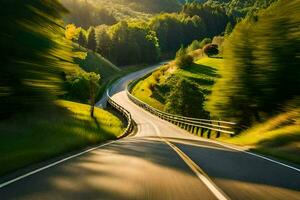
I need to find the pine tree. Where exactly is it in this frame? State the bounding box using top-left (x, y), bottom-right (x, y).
top-left (78, 30), bottom-right (86, 47)
top-left (87, 27), bottom-right (97, 51)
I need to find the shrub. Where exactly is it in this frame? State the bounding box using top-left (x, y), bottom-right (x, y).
top-left (203, 44), bottom-right (219, 57)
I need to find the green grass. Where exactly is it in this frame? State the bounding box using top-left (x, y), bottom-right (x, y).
top-left (72, 45), bottom-right (149, 100)
top-left (217, 110), bottom-right (300, 165)
top-left (131, 57), bottom-right (223, 112)
top-left (0, 100), bottom-right (125, 176)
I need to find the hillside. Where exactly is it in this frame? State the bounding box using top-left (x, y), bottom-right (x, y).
top-left (132, 57), bottom-right (222, 118)
top-left (61, 0), bottom-right (181, 28)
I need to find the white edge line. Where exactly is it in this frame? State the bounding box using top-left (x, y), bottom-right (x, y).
top-left (147, 120), bottom-right (229, 200)
top-left (218, 143), bottom-right (300, 172)
top-left (0, 141), bottom-right (116, 189)
top-left (145, 105), bottom-right (300, 173)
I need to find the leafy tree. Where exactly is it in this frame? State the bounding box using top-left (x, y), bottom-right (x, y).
top-left (64, 71), bottom-right (101, 117)
top-left (199, 38), bottom-right (212, 48)
top-left (203, 44), bottom-right (219, 57)
top-left (182, 3), bottom-right (230, 38)
top-left (165, 79), bottom-right (209, 118)
top-left (65, 24), bottom-right (80, 41)
top-left (187, 40), bottom-right (201, 52)
top-left (175, 46), bottom-right (194, 68)
top-left (97, 21), bottom-right (160, 65)
top-left (88, 72), bottom-right (101, 117)
top-left (87, 27), bottom-right (97, 51)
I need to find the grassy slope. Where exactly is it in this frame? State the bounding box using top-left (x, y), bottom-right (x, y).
top-left (73, 45), bottom-right (148, 98)
top-left (0, 100), bottom-right (124, 176)
top-left (218, 110), bottom-right (300, 165)
top-left (132, 57), bottom-right (300, 165)
top-left (131, 57), bottom-right (222, 112)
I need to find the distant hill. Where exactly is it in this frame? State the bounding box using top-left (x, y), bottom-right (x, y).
top-left (62, 0), bottom-right (181, 28)
top-left (62, 0), bottom-right (277, 28)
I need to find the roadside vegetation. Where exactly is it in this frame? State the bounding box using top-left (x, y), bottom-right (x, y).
top-left (131, 0), bottom-right (300, 164)
top-left (0, 100), bottom-right (124, 176)
top-left (132, 56), bottom-right (222, 118)
top-left (0, 0), bottom-right (128, 176)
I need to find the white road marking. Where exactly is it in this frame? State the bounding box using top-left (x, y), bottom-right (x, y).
top-left (147, 120), bottom-right (230, 200)
top-left (141, 101), bottom-right (300, 173)
top-left (0, 141), bottom-right (116, 189)
top-left (165, 140), bottom-right (230, 200)
top-left (216, 142), bottom-right (300, 172)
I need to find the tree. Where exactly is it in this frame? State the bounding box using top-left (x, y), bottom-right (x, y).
top-left (78, 30), bottom-right (86, 47)
top-left (0, 0), bottom-right (78, 115)
top-left (206, 0), bottom-right (300, 128)
top-left (87, 27), bottom-right (97, 51)
top-left (65, 24), bottom-right (80, 41)
top-left (88, 72), bottom-right (101, 118)
top-left (187, 40), bottom-right (200, 52)
top-left (165, 79), bottom-right (209, 118)
top-left (175, 46), bottom-right (193, 68)
top-left (199, 38), bottom-right (212, 48)
top-left (203, 44), bottom-right (219, 57)
top-left (225, 22), bottom-right (233, 36)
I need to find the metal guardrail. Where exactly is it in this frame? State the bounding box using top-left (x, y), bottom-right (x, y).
top-left (106, 90), bottom-right (134, 138)
top-left (126, 80), bottom-right (236, 138)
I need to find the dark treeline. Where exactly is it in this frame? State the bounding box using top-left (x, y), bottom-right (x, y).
top-left (73, 2), bottom-right (232, 66)
top-left (182, 3), bottom-right (232, 38)
top-left (0, 0), bottom-right (77, 116)
top-left (207, 0), bottom-right (300, 129)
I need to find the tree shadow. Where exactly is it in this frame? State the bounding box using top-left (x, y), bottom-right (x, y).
top-left (186, 63), bottom-right (219, 78)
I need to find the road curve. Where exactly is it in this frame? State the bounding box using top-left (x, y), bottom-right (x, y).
top-left (1, 63), bottom-right (300, 200)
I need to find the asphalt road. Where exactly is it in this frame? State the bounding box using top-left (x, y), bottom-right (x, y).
top-left (1, 63), bottom-right (300, 200)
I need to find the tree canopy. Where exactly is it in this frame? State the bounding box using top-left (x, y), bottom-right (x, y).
top-left (206, 0), bottom-right (300, 128)
top-left (0, 0), bottom-right (78, 115)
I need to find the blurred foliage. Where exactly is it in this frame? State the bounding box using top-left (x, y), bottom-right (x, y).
top-left (0, 0), bottom-right (78, 116)
top-left (207, 0), bottom-right (300, 128)
top-left (62, 0), bottom-right (117, 29)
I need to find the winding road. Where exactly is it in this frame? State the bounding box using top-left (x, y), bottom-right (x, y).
top-left (1, 63), bottom-right (300, 200)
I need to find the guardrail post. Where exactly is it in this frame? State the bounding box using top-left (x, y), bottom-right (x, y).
top-left (196, 127), bottom-right (200, 135)
top-left (216, 122), bottom-right (221, 138)
top-left (201, 128), bottom-right (204, 137)
top-left (207, 129), bottom-right (211, 138)
top-left (192, 126), bottom-right (195, 134)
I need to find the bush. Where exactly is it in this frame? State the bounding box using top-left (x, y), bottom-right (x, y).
top-left (203, 44), bottom-right (219, 57)
top-left (176, 54), bottom-right (194, 69)
top-left (175, 46), bottom-right (194, 68)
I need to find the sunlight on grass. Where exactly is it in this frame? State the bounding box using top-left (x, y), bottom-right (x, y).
top-left (131, 70), bottom-right (165, 110)
top-left (218, 110), bottom-right (300, 164)
top-left (131, 57), bottom-right (223, 111)
top-left (0, 100), bottom-right (124, 176)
